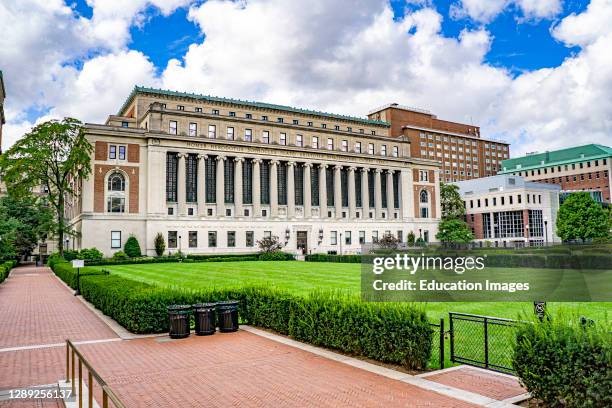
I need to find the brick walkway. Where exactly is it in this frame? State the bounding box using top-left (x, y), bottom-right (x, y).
top-left (425, 367), bottom-right (526, 401)
top-left (1, 265), bottom-right (526, 407)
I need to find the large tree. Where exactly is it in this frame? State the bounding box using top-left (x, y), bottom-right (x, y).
top-left (556, 192), bottom-right (609, 242)
top-left (436, 218), bottom-right (474, 246)
top-left (440, 182), bottom-right (465, 220)
top-left (0, 195), bottom-right (54, 258)
top-left (0, 118), bottom-right (92, 256)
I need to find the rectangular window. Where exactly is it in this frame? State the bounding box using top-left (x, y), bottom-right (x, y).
top-left (229, 111), bottom-right (236, 117)
top-left (189, 123), bottom-right (197, 137)
top-left (293, 119), bottom-right (299, 125)
top-left (312, 136), bottom-right (319, 149)
top-left (327, 138), bottom-right (334, 150)
top-left (208, 125), bottom-right (216, 139)
top-left (311, 164), bottom-right (320, 206)
top-left (177, 105), bottom-right (184, 110)
top-left (109, 145), bottom-right (117, 159)
top-left (195, 107), bottom-right (202, 112)
top-left (359, 230), bottom-right (365, 244)
top-left (226, 127), bottom-right (234, 140)
top-left (381, 145), bottom-right (387, 156)
top-left (208, 231), bottom-right (217, 247)
top-left (186, 154), bottom-right (198, 203)
top-left (341, 140), bottom-right (348, 152)
top-left (205, 156), bottom-right (216, 203)
top-left (121, 121), bottom-right (129, 128)
top-left (368, 143), bottom-right (374, 155)
top-left (111, 231), bottom-right (121, 249)
top-left (280, 133), bottom-right (287, 145)
top-left (262, 115), bottom-right (268, 121)
top-left (345, 231), bottom-right (351, 245)
top-left (246, 113), bottom-right (252, 119)
top-left (330, 231), bottom-right (337, 245)
top-left (246, 231), bottom-right (254, 247)
top-left (243, 159), bottom-right (253, 204)
top-left (355, 142), bottom-right (361, 153)
top-left (264, 231), bottom-right (271, 238)
top-left (227, 231), bottom-right (236, 247)
top-left (169, 121), bottom-right (177, 135)
top-left (166, 152), bottom-right (178, 202)
top-left (106, 196), bottom-right (125, 212)
top-left (419, 170), bottom-right (429, 182)
top-left (224, 158), bottom-right (234, 204)
top-left (296, 134), bottom-right (303, 147)
top-left (118, 146), bottom-right (126, 160)
top-left (372, 230), bottom-right (378, 243)
top-left (260, 161), bottom-right (270, 204)
top-left (277, 117), bottom-right (284, 123)
top-left (212, 109), bottom-right (219, 115)
top-left (392, 146), bottom-right (399, 157)
top-left (168, 231), bottom-right (177, 249)
top-left (262, 131), bottom-right (270, 144)
top-left (278, 162), bottom-right (288, 205)
top-left (189, 231), bottom-right (197, 248)
top-left (244, 129), bottom-right (252, 142)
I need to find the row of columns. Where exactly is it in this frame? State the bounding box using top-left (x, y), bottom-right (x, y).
top-left (175, 153), bottom-right (400, 219)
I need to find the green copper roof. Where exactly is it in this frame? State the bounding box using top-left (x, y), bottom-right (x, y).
top-left (500, 144), bottom-right (612, 173)
top-left (119, 86), bottom-right (390, 127)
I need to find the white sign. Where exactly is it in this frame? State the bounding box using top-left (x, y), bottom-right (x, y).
top-left (72, 259), bottom-right (85, 268)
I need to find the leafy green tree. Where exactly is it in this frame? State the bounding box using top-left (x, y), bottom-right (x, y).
top-left (0, 195), bottom-right (53, 258)
top-left (256, 235), bottom-right (284, 253)
top-left (377, 233), bottom-right (400, 250)
top-left (556, 192), bottom-right (609, 242)
top-left (154, 233), bottom-right (166, 257)
top-left (124, 236), bottom-right (142, 258)
top-left (0, 206), bottom-right (19, 260)
top-left (0, 118), bottom-right (93, 256)
top-left (407, 231), bottom-right (416, 246)
top-left (436, 219), bottom-right (474, 245)
top-left (440, 182), bottom-right (465, 220)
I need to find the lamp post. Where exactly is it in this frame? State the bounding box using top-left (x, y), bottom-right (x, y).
top-left (339, 233), bottom-right (343, 256)
top-left (178, 235), bottom-right (182, 252)
top-left (543, 217), bottom-right (549, 246)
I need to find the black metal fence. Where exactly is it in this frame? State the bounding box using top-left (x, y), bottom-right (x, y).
top-left (449, 312), bottom-right (518, 374)
top-left (429, 318), bottom-right (445, 370)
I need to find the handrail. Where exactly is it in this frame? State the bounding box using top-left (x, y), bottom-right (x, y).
top-left (66, 339), bottom-right (127, 408)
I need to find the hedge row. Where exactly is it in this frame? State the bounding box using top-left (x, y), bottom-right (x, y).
top-left (0, 261), bottom-right (17, 284)
top-left (513, 318), bottom-right (611, 408)
top-left (52, 262), bottom-right (109, 289)
top-left (84, 253), bottom-right (291, 266)
top-left (52, 262), bottom-right (432, 370)
top-left (305, 254), bottom-right (363, 263)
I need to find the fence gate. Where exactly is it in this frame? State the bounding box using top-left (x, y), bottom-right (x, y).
top-left (449, 312), bottom-right (518, 374)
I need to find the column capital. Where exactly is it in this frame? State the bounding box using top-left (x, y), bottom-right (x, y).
top-left (348, 166), bottom-right (357, 172)
top-left (216, 155), bottom-right (226, 162)
top-left (334, 164), bottom-right (343, 171)
top-left (287, 161), bottom-right (296, 167)
top-left (387, 169), bottom-right (395, 175)
top-left (252, 158), bottom-right (262, 164)
top-left (319, 163), bottom-right (329, 169)
top-left (361, 167), bottom-right (369, 173)
top-left (177, 152), bottom-right (188, 159)
top-left (234, 157), bottom-right (245, 163)
top-left (303, 162), bottom-right (313, 168)
top-left (197, 154), bottom-right (208, 160)
top-left (270, 160), bottom-right (280, 166)
top-left (374, 168), bottom-right (383, 174)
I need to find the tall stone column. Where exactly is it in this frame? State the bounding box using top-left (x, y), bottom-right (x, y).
top-left (434, 170), bottom-right (441, 219)
top-left (197, 154), bottom-right (207, 216)
top-left (400, 169), bottom-right (414, 219)
top-left (270, 160), bottom-right (279, 217)
top-left (348, 166), bottom-right (356, 219)
top-left (287, 161), bottom-right (296, 218)
top-left (374, 168), bottom-right (383, 219)
top-left (303, 163), bottom-right (312, 218)
top-left (361, 168), bottom-right (369, 218)
top-left (252, 158), bottom-right (261, 217)
top-left (334, 165), bottom-right (342, 219)
top-left (234, 157), bottom-right (244, 217)
top-left (177, 153), bottom-right (187, 216)
top-left (216, 155), bottom-right (225, 217)
top-left (319, 164), bottom-right (327, 218)
top-left (387, 170), bottom-right (395, 215)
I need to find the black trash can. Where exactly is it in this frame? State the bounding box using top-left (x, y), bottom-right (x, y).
top-left (168, 305), bottom-right (191, 339)
top-left (193, 303), bottom-right (217, 335)
top-left (217, 300), bottom-right (239, 332)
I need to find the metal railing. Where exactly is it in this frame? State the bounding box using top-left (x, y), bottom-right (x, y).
top-left (429, 318), bottom-right (445, 370)
top-left (66, 339), bottom-right (126, 408)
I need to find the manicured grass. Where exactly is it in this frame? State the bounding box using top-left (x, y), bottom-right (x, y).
top-left (91, 261), bottom-right (611, 322)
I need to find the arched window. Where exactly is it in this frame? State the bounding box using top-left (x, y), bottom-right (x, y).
top-left (420, 190), bottom-right (429, 204)
top-left (107, 172), bottom-right (126, 213)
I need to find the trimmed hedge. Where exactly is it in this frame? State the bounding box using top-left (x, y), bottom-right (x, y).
top-left (52, 262), bottom-right (432, 370)
top-left (52, 262), bottom-right (108, 289)
top-left (85, 253), bottom-right (287, 266)
top-left (305, 254), bottom-right (363, 263)
top-left (513, 318), bottom-right (612, 408)
top-left (0, 260), bottom-right (17, 284)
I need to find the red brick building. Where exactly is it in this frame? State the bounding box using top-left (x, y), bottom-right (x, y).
top-left (367, 104), bottom-right (510, 182)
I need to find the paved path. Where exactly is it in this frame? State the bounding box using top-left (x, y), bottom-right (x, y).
top-left (0, 265), bottom-right (526, 407)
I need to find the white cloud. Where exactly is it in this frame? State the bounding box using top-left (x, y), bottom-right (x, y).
top-left (552, 0), bottom-right (612, 47)
top-left (450, 0), bottom-right (562, 23)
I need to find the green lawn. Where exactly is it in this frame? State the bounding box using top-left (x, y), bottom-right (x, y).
top-left (91, 261), bottom-right (611, 322)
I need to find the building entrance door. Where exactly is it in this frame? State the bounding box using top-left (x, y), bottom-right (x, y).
top-left (296, 231), bottom-right (308, 255)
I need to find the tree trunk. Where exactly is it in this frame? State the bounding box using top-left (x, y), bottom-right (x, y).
top-left (57, 193), bottom-right (65, 257)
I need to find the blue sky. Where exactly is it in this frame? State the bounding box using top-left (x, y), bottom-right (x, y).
top-left (1, 0), bottom-right (611, 155)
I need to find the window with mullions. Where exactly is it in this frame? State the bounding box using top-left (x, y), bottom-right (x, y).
top-left (493, 211), bottom-right (524, 238)
top-left (166, 153), bottom-right (178, 202)
top-left (381, 173), bottom-right (387, 208)
top-left (278, 162), bottom-right (287, 205)
top-left (355, 170), bottom-right (362, 207)
top-left (243, 159), bottom-right (253, 204)
top-left (483, 213), bottom-right (492, 239)
top-left (311, 165), bottom-right (320, 206)
top-left (341, 168), bottom-right (348, 207)
top-left (205, 156), bottom-right (216, 203)
top-left (186, 154), bottom-right (198, 203)
top-left (260, 161), bottom-right (270, 204)
top-left (368, 171), bottom-right (375, 207)
top-left (224, 159), bottom-right (235, 203)
top-left (295, 165), bottom-right (304, 206)
top-left (189, 231), bottom-right (197, 248)
top-left (326, 167), bottom-right (334, 206)
top-left (393, 172), bottom-right (400, 208)
top-left (528, 209), bottom-right (544, 237)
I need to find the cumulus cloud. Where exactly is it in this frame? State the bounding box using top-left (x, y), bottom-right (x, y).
top-left (450, 0), bottom-right (562, 23)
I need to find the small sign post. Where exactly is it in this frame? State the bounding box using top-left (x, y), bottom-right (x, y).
top-left (72, 259), bottom-right (84, 296)
top-left (533, 301), bottom-right (546, 321)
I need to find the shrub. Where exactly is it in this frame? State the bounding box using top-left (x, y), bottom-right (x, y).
top-left (52, 261), bottom-right (107, 289)
top-left (47, 253), bottom-right (65, 269)
top-left (258, 251), bottom-right (294, 261)
top-left (63, 249), bottom-right (79, 261)
top-left (513, 317), bottom-right (611, 408)
top-left (305, 254), bottom-right (362, 263)
top-left (154, 233), bottom-right (165, 257)
top-left (407, 231), bottom-right (416, 246)
top-left (50, 262), bottom-right (432, 369)
top-left (112, 251), bottom-right (129, 260)
top-left (124, 236), bottom-right (142, 258)
top-left (257, 235), bottom-right (284, 253)
top-left (0, 261), bottom-right (17, 284)
top-left (78, 248), bottom-right (103, 261)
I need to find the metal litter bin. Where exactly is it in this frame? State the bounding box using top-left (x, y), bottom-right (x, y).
top-left (193, 303), bottom-right (217, 335)
top-left (216, 300), bottom-right (239, 332)
top-left (168, 305), bottom-right (191, 339)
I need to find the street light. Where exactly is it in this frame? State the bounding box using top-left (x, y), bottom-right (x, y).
top-left (339, 233), bottom-right (343, 256)
top-left (543, 217), bottom-right (549, 246)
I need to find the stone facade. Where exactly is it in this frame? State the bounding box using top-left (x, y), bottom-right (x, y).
top-left (68, 87), bottom-right (443, 256)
